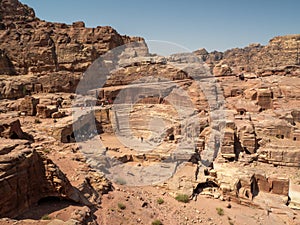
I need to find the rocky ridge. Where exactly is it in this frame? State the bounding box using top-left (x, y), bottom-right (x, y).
top-left (195, 34), bottom-right (300, 75)
top-left (0, 0), bottom-right (145, 99)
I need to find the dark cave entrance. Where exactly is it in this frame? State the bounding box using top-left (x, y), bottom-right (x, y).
top-left (37, 196), bottom-right (63, 205)
top-left (16, 196), bottom-right (81, 220)
top-left (194, 180), bottom-right (219, 194)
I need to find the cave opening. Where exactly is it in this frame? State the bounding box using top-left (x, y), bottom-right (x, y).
top-left (37, 196), bottom-right (81, 209)
top-left (194, 180), bottom-right (219, 194)
top-left (38, 196), bottom-right (63, 205)
top-left (15, 196), bottom-right (82, 220)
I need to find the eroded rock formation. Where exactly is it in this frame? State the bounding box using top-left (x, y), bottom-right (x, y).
top-left (0, 143), bottom-right (90, 218)
top-left (0, 0), bottom-right (145, 99)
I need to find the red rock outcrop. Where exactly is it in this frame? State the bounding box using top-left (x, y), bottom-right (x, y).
top-left (0, 0), bottom-right (146, 99)
top-left (0, 118), bottom-right (32, 140)
top-left (0, 146), bottom-right (90, 218)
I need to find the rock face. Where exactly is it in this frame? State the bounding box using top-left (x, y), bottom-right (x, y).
top-left (235, 120), bottom-right (257, 154)
top-left (0, 0), bottom-right (145, 99)
top-left (0, 146), bottom-right (90, 218)
top-left (36, 104), bottom-right (58, 118)
top-left (257, 88), bottom-right (273, 110)
top-left (19, 96), bottom-right (39, 116)
top-left (197, 163), bottom-right (290, 206)
top-left (192, 37), bottom-right (300, 210)
top-left (0, 114), bottom-right (91, 218)
top-left (220, 122), bottom-right (236, 160)
top-left (0, 0), bottom-right (144, 75)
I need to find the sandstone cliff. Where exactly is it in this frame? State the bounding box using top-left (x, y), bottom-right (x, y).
top-left (0, 0), bottom-right (145, 99)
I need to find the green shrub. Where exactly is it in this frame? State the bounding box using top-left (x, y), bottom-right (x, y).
top-left (157, 197), bottom-right (164, 204)
top-left (175, 194), bottom-right (189, 203)
top-left (152, 219), bottom-right (163, 225)
top-left (118, 203), bottom-right (126, 210)
top-left (41, 214), bottom-right (51, 220)
top-left (34, 118), bottom-right (41, 124)
top-left (115, 177), bottom-right (126, 185)
top-left (42, 148), bottom-right (50, 154)
top-left (216, 207), bottom-right (224, 216)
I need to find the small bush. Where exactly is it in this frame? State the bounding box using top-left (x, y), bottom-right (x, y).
top-left (43, 148), bottom-right (50, 154)
top-left (157, 197), bottom-right (164, 204)
top-left (216, 207), bottom-right (224, 216)
top-left (41, 214), bottom-right (51, 220)
top-left (34, 118), bottom-right (41, 124)
top-left (115, 177), bottom-right (126, 185)
top-left (152, 219), bottom-right (163, 225)
top-left (118, 203), bottom-right (126, 210)
top-left (175, 194), bottom-right (189, 203)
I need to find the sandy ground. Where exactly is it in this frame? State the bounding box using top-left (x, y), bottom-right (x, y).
top-left (95, 184), bottom-right (300, 225)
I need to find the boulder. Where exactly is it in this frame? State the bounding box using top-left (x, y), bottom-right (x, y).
top-left (52, 111), bottom-right (66, 119)
top-left (72, 21), bottom-right (85, 28)
top-left (213, 63), bottom-right (232, 76)
top-left (0, 118), bottom-right (32, 140)
top-left (36, 104), bottom-right (58, 118)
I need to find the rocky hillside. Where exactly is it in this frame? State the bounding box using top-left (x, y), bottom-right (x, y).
top-left (0, 0), bottom-right (144, 75)
top-left (0, 0), bottom-right (145, 99)
top-left (195, 34), bottom-right (300, 74)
